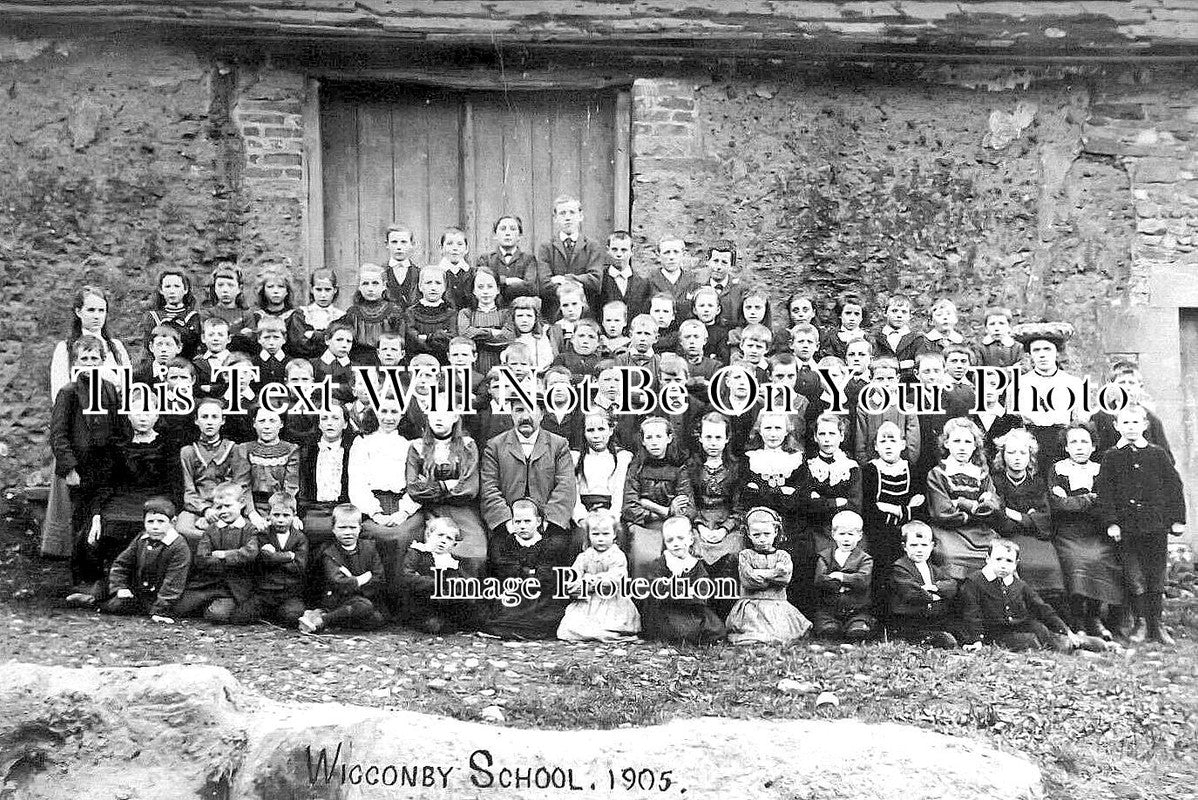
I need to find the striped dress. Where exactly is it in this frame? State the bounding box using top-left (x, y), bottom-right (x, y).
top-left (240, 439), bottom-right (300, 510)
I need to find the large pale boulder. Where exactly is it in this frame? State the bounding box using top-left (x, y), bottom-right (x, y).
top-left (0, 663), bottom-right (1043, 799)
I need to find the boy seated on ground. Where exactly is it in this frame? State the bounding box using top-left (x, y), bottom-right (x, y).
top-left (961, 539), bottom-right (1104, 652)
top-left (100, 497), bottom-right (191, 622)
top-left (250, 491), bottom-right (308, 627)
top-left (299, 503), bottom-right (386, 633)
top-left (397, 516), bottom-right (475, 634)
top-left (886, 520), bottom-right (959, 648)
top-left (175, 482), bottom-right (260, 623)
top-left (812, 510), bottom-right (876, 642)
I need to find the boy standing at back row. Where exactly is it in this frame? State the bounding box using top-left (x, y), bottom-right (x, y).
top-left (532, 196), bottom-right (605, 320)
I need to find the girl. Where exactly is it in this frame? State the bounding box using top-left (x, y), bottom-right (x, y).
top-left (483, 498), bottom-right (573, 639)
top-left (802, 413), bottom-right (863, 552)
top-left (726, 507), bottom-right (812, 644)
top-left (547, 282), bottom-right (587, 355)
top-left (398, 516), bottom-right (475, 634)
top-left (456, 267), bottom-right (513, 377)
top-left (970, 369), bottom-right (1026, 464)
top-left (405, 265), bottom-right (459, 363)
top-left (977, 307), bottom-right (1023, 369)
top-left (344, 263), bottom-right (406, 364)
top-left (405, 410), bottom-right (487, 564)
top-left (1050, 423), bottom-right (1122, 639)
top-left (44, 287), bottom-right (133, 558)
top-left (143, 267), bottom-right (202, 360)
top-left (436, 226), bottom-right (475, 310)
top-left (991, 428), bottom-right (1067, 609)
top-left (774, 290), bottom-right (818, 355)
top-left (475, 215), bottom-right (535, 304)
top-left (727, 284), bottom-right (773, 362)
top-left (201, 264), bottom-right (257, 355)
top-left (557, 509), bottom-right (641, 641)
top-left (253, 265), bottom-right (297, 328)
top-left (599, 300), bottom-right (630, 359)
top-left (688, 412), bottom-right (745, 580)
top-left (819, 293), bottom-right (868, 361)
top-left (860, 421), bottom-right (924, 608)
top-left (639, 517), bottom-right (727, 645)
top-left (689, 286), bottom-right (730, 362)
top-left (50, 336), bottom-right (121, 602)
top-left (621, 417), bottom-right (694, 579)
top-left (572, 411), bottom-right (633, 537)
top-left (509, 295), bottom-right (554, 374)
top-left (347, 394), bottom-right (422, 558)
top-left (286, 268), bottom-right (345, 359)
top-left (925, 417), bottom-right (1003, 580)
top-left (740, 410), bottom-right (807, 607)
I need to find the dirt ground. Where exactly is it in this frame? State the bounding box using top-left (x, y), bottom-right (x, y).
top-left (1, 506), bottom-right (1195, 800)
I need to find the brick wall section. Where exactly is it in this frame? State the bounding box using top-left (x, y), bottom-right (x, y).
top-left (231, 64), bottom-right (307, 269)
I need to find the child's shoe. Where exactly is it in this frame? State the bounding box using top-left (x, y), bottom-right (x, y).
top-left (1127, 617), bottom-right (1147, 644)
top-left (298, 609), bottom-right (324, 633)
top-left (1146, 624), bottom-right (1175, 647)
top-left (64, 592), bottom-right (95, 608)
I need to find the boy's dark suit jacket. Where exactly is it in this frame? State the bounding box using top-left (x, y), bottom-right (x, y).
top-left (476, 250), bottom-right (538, 304)
top-left (887, 556), bottom-right (958, 618)
top-left (532, 236), bottom-right (605, 317)
top-left (814, 546), bottom-right (874, 613)
top-left (597, 269), bottom-right (654, 321)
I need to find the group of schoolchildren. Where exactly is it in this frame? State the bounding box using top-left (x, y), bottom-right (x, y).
top-left (44, 195), bottom-right (1187, 651)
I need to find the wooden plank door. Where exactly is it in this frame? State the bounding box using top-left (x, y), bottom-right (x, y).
top-left (1177, 309), bottom-right (1198, 540)
top-left (321, 83), bottom-right (628, 291)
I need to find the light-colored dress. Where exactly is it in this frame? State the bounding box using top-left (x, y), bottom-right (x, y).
top-left (726, 548), bottom-right (812, 644)
top-left (557, 547), bottom-right (641, 641)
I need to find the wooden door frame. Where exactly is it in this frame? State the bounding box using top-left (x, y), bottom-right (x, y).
top-left (303, 74), bottom-right (632, 281)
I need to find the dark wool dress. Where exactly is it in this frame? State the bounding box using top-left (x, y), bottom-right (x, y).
top-left (1048, 459), bottom-right (1124, 605)
top-left (482, 533), bottom-right (573, 639)
top-left (639, 556), bottom-right (726, 645)
top-left (991, 470), bottom-right (1066, 597)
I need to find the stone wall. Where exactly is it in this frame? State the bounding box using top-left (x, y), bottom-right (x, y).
top-left (0, 37), bottom-right (307, 485)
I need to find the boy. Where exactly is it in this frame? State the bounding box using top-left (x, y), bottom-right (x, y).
top-left (448, 336), bottom-right (488, 395)
top-left (300, 503), bottom-right (386, 633)
top-left (251, 316), bottom-right (289, 395)
top-left (614, 314), bottom-right (662, 385)
top-left (960, 540), bottom-right (1092, 651)
top-left (870, 295), bottom-right (921, 380)
top-left (280, 358), bottom-right (321, 448)
top-left (532, 195), bottom-right (605, 318)
top-left (788, 323), bottom-right (824, 409)
top-left (548, 282), bottom-right (588, 353)
top-left (646, 236), bottom-right (699, 318)
top-left (912, 351), bottom-right (954, 485)
top-left (854, 357), bottom-right (921, 466)
top-left (599, 300), bottom-right (631, 359)
top-left (384, 223), bottom-right (421, 308)
top-left (311, 320), bottom-right (355, 403)
top-left (252, 491), bottom-right (308, 626)
top-left (1090, 362), bottom-right (1172, 461)
top-left (597, 230), bottom-right (651, 319)
top-left (551, 317), bottom-right (602, 379)
top-left (476, 215), bottom-right (535, 304)
top-left (886, 521), bottom-right (958, 648)
top-left (100, 497), bottom-right (191, 621)
top-left (648, 292), bottom-right (681, 354)
top-left (941, 344), bottom-right (977, 418)
top-left (976, 306), bottom-right (1022, 369)
top-left (737, 324), bottom-right (772, 383)
top-left (194, 317), bottom-right (232, 399)
top-left (398, 516), bottom-right (474, 633)
top-left (1095, 403), bottom-right (1186, 645)
top-left (678, 319), bottom-right (722, 384)
top-left (689, 285), bottom-right (730, 363)
top-left (135, 324), bottom-right (184, 387)
top-left (178, 397), bottom-right (252, 545)
top-left (699, 240), bottom-right (742, 326)
top-left (176, 482), bottom-right (260, 623)
top-left (812, 510), bottom-right (876, 641)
